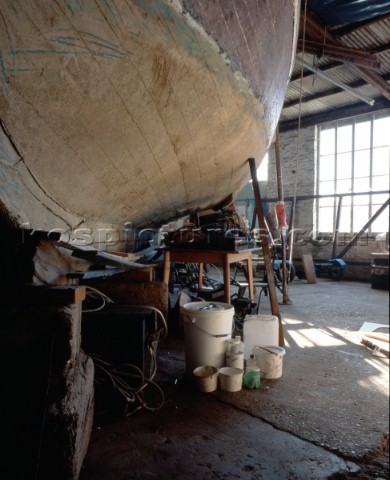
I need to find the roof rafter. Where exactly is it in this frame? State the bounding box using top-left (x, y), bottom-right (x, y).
top-left (297, 39), bottom-right (380, 70)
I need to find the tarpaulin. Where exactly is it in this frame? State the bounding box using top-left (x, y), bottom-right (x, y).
top-left (308, 0), bottom-right (390, 26)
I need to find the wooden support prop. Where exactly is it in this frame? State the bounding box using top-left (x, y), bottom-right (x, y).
top-left (248, 158), bottom-right (284, 346)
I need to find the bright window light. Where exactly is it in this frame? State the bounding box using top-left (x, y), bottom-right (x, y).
top-left (249, 153), bottom-right (268, 182)
top-left (316, 113), bottom-right (390, 234)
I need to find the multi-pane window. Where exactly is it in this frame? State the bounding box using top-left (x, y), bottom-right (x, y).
top-left (316, 112), bottom-right (390, 234)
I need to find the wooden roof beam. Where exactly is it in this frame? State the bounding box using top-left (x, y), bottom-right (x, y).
top-left (297, 39), bottom-right (381, 71)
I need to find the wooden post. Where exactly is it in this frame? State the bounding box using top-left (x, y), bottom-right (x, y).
top-left (248, 157), bottom-right (284, 346)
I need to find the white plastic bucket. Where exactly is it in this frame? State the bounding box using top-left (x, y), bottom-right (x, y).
top-left (218, 367), bottom-right (244, 392)
top-left (243, 315), bottom-right (279, 359)
top-left (253, 346), bottom-right (286, 379)
top-left (193, 366), bottom-right (218, 392)
top-left (181, 302), bottom-right (234, 373)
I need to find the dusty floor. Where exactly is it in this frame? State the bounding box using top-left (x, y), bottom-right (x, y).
top-left (80, 278), bottom-right (389, 480)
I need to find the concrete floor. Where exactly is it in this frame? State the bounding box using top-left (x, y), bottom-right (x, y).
top-left (80, 278), bottom-right (389, 480)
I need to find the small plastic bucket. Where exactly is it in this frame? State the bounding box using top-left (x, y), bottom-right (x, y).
top-left (253, 346), bottom-right (286, 379)
top-left (193, 366), bottom-right (218, 392)
top-left (218, 367), bottom-right (244, 392)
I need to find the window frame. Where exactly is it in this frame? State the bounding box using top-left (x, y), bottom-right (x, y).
top-left (316, 111), bottom-right (390, 236)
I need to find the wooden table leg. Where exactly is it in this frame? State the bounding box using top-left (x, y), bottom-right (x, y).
top-left (247, 254), bottom-right (254, 302)
top-left (223, 254), bottom-right (231, 303)
top-left (163, 251), bottom-right (170, 285)
top-left (198, 263), bottom-right (204, 292)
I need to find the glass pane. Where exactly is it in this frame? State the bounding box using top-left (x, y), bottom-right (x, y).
top-left (373, 116), bottom-right (390, 147)
top-left (353, 205), bottom-right (369, 231)
top-left (355, 120), bottom-right (371, 150)
top-left (339, 205), bottom-right (351, 232)
top-left (320, 128), bottom-right (335, 155)
top-left (319, 154), bottom-right (335, 181)
top-left (318, 207), bottom-right (334, 232)
top-left (341, 194), bottom-right (352, 206)
top-left (354, 150), bottom-right (370, 178)
top-left (372, 147), bottom-right (390, 176)
top-left (319, 196), bottom-right (334, 208)
top-left (319, 180), bottom-right (335, 195)
top-left (337, 152), bottom-right (352, 179)
top-left (372, 193), bottom-right (389, 205)
top-left (372, 175), bottom-right (389, 191)
top-left (354, 194), bottom-right (369, 206)
top-left (371, 206), bottom-right (389, 232)
top-left (354, 177), bottom-right (370, 193)
top-left (336, 178), bottom-right (352, 194)
top-left (337, 124), bottom-right (352, 153)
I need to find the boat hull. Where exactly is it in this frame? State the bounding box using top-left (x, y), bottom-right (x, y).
top-left (0, 0), bottom-right (299, 233)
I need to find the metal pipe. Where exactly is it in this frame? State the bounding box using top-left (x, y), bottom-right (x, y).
top-left (266, 190), bottom-right (390, 203)
top-left (298, 58), bottom-right (375, 106)
top-left (274, 129), bottom-right (289, 304)
top-left (332, 195), bottom-right (343, 258)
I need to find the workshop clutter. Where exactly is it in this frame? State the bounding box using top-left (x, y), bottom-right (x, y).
top-left (182, 303), bottom-right (285, 392)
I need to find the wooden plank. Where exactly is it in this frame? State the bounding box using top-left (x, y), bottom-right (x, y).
top-left (0, 286), bottom-right (86, 305)
top-left (361, 337), bottom-right (389, 358)
top-left (77, 268), bottom-right (154, 283)
top-left (302, 254), bottom-right (317, 284)
top-left (70, 249), bottom-right (149, 270)
top-left (67, 268), bottom-right (125, 280)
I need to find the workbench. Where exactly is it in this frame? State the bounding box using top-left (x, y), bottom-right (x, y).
top-left (162, 247), bottom-right (257, 303)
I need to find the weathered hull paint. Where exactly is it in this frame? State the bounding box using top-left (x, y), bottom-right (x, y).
top-left (0, 0), bottom-right (299, 231)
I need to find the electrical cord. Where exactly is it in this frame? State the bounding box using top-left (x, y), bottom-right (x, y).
top-left (82, 286), bottom-right (115, 313)
top-left (85, 302), bottom-right (168, 415)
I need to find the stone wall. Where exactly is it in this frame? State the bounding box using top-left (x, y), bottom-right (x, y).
top-left (0, 290), bottom-right (94, 480)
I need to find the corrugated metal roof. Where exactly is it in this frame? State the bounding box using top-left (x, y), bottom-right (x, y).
top-left (280, 2), bottom-right (390, 131)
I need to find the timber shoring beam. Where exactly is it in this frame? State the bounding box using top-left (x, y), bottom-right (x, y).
top-left (248, 158), bottom-right (284, 347)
